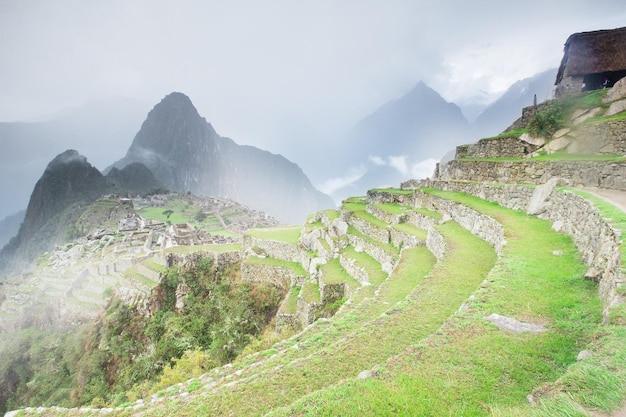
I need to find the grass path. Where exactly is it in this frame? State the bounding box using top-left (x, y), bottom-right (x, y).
top-left (271, 189), bottom-right (603, 416)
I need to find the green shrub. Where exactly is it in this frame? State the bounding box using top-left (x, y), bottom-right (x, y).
top-left (528, 103), bottom-right (564, 137)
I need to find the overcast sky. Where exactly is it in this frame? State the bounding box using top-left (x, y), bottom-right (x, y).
top-left (1, 1), bottom-right (625, 153)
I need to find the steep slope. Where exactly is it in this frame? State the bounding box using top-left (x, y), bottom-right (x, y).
top-left (109, 92), bottom-right (333, 224)
top-left (472, 68), bottom-right (557, 138)
top-left (0, 150), bottom-right (111, 277)
top-left (0, 210), bottom-right (25, 249)
top-left (348, 81), bottom-right (470, 163)
top-left (0, 97), bottom-right (149, 220)
top-left (321, 82), bottom-right (469, 201)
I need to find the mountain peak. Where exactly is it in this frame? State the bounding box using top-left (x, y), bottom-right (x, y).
top-left (45, 149), bottom-right (88, 172)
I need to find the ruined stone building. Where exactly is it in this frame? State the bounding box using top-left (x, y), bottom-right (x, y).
top-left (555, 26), bottom-right (626, 97)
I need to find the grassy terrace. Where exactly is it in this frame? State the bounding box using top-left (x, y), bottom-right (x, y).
top-left (111, 217), bottom-right (493, 416)
top-left (373, 202), bottom-right (411, 215)
top-left (244, 256), bottom-right (307, 276)
top-left (320, 258), bottom-right (360, 290)
top-left (415, 207), bottom-right (442, 219)
top-left (165, 243), bottom-right (242, 254)
top-left (279, 286), bottom-right (301, 314)
top-left (301, 281), bottom-right (321, 303)
top-left (273, 189), bottom-right (605, 416)
top-left (245, 226), bottom-right (302, 243)
top-left (120, 266), bottom-right (159, 289)
top-left (370, 188), bottom-right (413, 195)
top-left (347, 225), bottom-right (398, 257)
top-left (340, 246), bottom-right (388, 287)
top-left (392, 222), bottom-right (428, 241)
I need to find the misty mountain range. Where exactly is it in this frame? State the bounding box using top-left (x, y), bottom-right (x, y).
top-left (0, 68), bottom-right (557, 231)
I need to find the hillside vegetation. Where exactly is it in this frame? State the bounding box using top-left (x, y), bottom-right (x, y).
top-left (3, 88), bottom-right (626, 416)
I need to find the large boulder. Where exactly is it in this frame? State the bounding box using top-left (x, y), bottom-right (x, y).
top-left (605, 99), bottom-right (626, 117)
top-left (603, 77), bottom-right (626, 103)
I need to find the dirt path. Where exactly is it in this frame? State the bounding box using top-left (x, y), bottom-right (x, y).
top-left (577, 187), bottom-right (626, 213)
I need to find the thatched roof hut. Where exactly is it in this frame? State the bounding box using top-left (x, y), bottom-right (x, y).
top-left (555, 26), bottom-right (626, 97)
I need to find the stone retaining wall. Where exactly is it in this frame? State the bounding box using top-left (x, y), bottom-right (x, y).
top-left (455, 137), bottom-right (539, 159)
top-left (240, 261), bottom-right (306, 290)
top-left (438, 160), bottom-right (626, 191)
top-left (389, 227), bottom-right (423, 250)
top-left (242, 236), bottom-right (301, 263)
top-left (347, 234), bottom-right (397, 275)
top-left (166, 250), bottom-right (242, 271)
top-left (367, 190), bottom-right (414, 206)
top-left (346, 215), bottom-right (390, 245)
top-left (339, 254), bottom-right (371, 284)
top-left (275, 311), bottom-right (300, 331)
top-left (418, 179), bottom-right (622, 322)
top-left (413, 191), bottom-right (506, 257)
top-left (366, 204), bottom-right (406, 225)
top-left (135, 263), bottom-right (161, 283)
top-left (426, 228), bottom-right (446, 260)
top-left (297, 297), bottom-right (322, 327)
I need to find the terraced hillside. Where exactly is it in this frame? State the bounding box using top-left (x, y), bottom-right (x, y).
top-left (11, 180), bottom-right (625, 416)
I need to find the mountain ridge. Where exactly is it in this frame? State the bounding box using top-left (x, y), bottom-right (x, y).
top-left (109, 92), bottom-right (334, 224)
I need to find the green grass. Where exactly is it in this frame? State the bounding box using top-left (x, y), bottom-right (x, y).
top-left (121, 266), bottom-right (160, 289)
top-left (269, 189), bottom-right (602, 416)
top-left (138, 207), bottom-right (189, 224)
top-left (244, 256), bottom-right (307, 276)
top-left (245, 226), bottom-right (302, 243)
top-left (414, 207), bottom-right (443, 219)
top-left (301, 281), bottom-right (321, 303)
top-left (280, 286), bottom-right (301, 314)
top-left (373, 203), bottom-right (411, 215)
top-left (320, 258), bottom-right (360, 289)
top-left (347, 226), bottom-right (399, 258)
top-left (481, 128), bottom-right (528, 140)
top-left (143, 258), bottom-right (167, 273)
top-left (341, 246), bottom-right (388, 287)
top-left (322, 210), bottom-right (340, 222)
top-left (392, 223), bottom-right (428, 241)
top-left (370, 188), bottom-right (413, 195)
top-left (121, 219), bottom-right (492, 417)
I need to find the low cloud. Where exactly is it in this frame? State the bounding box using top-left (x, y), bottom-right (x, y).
top-left (368, 155), bottom-right (385, 166)
top-left (411, 158), bottom-right (438, 179)
top-left (318, 164), bottom-right (366, 195)
top-left (388, 155), bottom-right (409, 175)
top-left (369, 154), bottom-right (436, 179)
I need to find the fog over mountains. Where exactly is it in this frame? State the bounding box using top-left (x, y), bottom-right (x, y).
top-left (108, 92), bottom-right (333, 223)
top-left (0, 69), bottom-right (557, 235)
